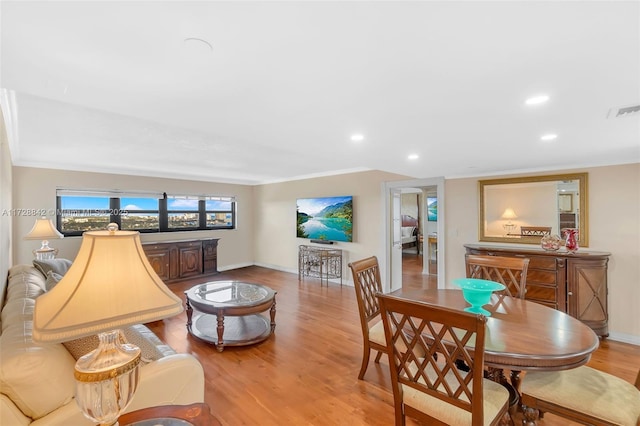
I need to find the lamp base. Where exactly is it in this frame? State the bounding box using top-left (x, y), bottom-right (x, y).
top-left (33, 240), bottom-right (58, 260)
top-left (74, 330), bottom-right (141, 426)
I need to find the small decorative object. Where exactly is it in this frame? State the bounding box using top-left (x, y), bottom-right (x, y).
top-left (453, 278), bottom-right (506, 317)
top-left (541, 234), bottom-right (562, 251)
top-left (564, 228), bottom-right (579, 253)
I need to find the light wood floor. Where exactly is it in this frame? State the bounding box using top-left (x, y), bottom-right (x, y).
top-left (147, 255), bottom-right (639, 425)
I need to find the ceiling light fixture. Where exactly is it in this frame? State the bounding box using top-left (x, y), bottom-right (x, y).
top-left (525, 95), bottom-right (550, 105)
top-left (540, 134), bottom-right (558, 141)
top-left (350, 134), bottom-right (365, 142)
top-left (408, 154), bottom-right (419, 160)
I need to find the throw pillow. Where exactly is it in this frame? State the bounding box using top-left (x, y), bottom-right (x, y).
top-left (45, 271), bottom-right (63, 291)
top-left (33, 258), bottom-right (72, 278)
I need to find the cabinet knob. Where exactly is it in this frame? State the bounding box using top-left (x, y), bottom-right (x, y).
top-left (568, 291), bottom-right (573, 296)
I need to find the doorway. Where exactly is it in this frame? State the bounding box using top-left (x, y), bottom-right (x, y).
top-left (383, 177), bottom-right (445, 292)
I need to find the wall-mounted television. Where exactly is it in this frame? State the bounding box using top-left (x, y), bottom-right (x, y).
top-left (427, 197), bottom-right (438, 222)
top-left (296, 196), bottom-right (353, 242)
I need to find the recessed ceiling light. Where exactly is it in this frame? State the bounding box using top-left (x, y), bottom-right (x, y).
top-left (525, 95), bottom-right (550, 105)
top-left (408, 153), bottom-right (419, 160)
top-left (540, 134), bottom-right (558, 141)
top-left (350, 134), bottom-right (365, 142)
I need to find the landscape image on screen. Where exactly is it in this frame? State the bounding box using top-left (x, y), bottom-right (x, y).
top-left (427, 197), bottom-right (438, 222)
top-left (296, 196), bottom-right (353, 242)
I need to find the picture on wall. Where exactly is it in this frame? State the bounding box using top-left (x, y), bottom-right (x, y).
top-left (296, 196), bottom-right (353, 242)
top-left (427, 197), bottom-right (438, 222)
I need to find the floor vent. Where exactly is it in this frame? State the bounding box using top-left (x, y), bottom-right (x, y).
top-left (608, 104), bottom-right (640, 118)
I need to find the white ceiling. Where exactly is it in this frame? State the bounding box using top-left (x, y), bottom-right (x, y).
top-left (1, 1), bottom-right (639, 185)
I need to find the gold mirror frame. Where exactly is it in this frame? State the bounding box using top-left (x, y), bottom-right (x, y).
top-left (479, 173), bottom-right (588, 247)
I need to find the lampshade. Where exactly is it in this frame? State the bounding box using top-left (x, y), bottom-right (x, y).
top-left (501, 208), bottom-right (518, 220)
top-left (24, 217), bottom-right (64, 240)
top-left (33, 225), bottom-right (183, 343)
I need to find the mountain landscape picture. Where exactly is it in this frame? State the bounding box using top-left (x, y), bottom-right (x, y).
top-left (296, 196), bottom-right (353, 242)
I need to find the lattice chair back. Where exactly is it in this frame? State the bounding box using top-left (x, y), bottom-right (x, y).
top-left (348, 256), bottom-right (387, 379)
top-left (377, 293), bottom-right (509, 426)
top-left (349, 256), bottom-right (383, 323)
top-left (465, 254), bottom-right (530, 299)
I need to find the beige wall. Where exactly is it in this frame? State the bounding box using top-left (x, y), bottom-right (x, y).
top-left (12, 167), bottom-right (255, 269)
top-left (444, 163), bottom-right (640, 344)
top-left (253, 170), bottom-right (408, 277)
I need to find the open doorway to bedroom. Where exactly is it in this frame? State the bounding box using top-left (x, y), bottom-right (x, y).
top-left (384, 177), bottom-right (444, 293)
top-left (400, 188), bottom-right (438, 273)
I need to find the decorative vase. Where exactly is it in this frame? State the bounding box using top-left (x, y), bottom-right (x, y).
top-left (541, 234), bottom-right (562, 251)
top-left (564, 229), bottom-right (579, 253)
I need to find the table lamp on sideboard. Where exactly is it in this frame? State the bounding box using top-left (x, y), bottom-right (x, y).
top-left (24, 217), bottom-right (63, 260)
top-left (32, 223), bottom-right (183, 426)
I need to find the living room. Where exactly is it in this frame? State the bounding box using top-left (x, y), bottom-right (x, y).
top-left (1, 1), bottom-right (639, 425)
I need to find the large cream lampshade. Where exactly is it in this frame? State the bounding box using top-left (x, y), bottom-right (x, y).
top-left (33, 223), bottom-right (183, 425)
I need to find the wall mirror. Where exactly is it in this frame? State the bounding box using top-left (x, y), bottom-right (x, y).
top-left (479, 173), bottom-right (588, 247)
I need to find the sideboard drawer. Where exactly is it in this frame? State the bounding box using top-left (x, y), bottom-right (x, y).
top-left (528, 256), bottom-right (558, 270)
top-left (525, 284), bottom-right (557, 306)
top-left (526, 269), bottom-right (558, 286)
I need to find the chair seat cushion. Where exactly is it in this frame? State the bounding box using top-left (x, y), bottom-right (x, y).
top-left (368, 320), bottom-right (387, 346)
top-left (522, 366), bottom-right (640, 426)
top-left (402, 362), bottom-right (510, 426)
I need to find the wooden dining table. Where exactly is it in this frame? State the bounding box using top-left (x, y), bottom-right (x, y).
top-left (391, 288), bottom-right (600, 371)
top-left (390, 287), bottom-right (600, 419)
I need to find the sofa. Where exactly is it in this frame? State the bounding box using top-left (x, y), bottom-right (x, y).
top-left (0, 263), bottom-right (205, 426)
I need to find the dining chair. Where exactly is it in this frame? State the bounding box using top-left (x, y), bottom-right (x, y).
top-left (347, 256), bottom-right (388, 380)
top-left (520, 367), bottom-right (640, 426)
top-left (377, 293), bottom-right (510, 426)
top-left (465, 254), bottom-right (530, 299)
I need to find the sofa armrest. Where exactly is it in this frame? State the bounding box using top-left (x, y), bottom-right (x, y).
top-left (125, 353), bottom-right (205, 411)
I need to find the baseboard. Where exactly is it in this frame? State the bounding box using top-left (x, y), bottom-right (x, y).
top-left (607, 332), bottom-right (640, 346)
top-left (217, 262), bottom-right (254, 272)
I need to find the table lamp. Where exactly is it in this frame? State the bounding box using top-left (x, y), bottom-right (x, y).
top-left (24, 217), bottom-right (64, 260)
top-left (33, 223), bottom-right (183, 426)
top-left (501, 208), bottom-right (518, 236)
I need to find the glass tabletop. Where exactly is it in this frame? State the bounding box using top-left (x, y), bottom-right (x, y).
top-left (188, 281), bottom-right (274, 307)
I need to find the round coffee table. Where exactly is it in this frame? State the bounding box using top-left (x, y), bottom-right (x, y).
top-left (184, 281), bottom-right (277, 352)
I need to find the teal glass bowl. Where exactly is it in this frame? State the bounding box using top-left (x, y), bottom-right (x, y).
top-left (453, 278), bottom-right (506, 316)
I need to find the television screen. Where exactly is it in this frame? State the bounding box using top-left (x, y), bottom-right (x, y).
top-left (427, 197), bottom-right (438, 222)
top-left (296, 196), bottom-right (353, 242)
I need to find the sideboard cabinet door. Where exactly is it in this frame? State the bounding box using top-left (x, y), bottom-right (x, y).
top-left (145, 246), bottom-right (171, 281)
top-left (567, 257), bottom-right (609, 337)
top-left (177, 242), bottom-right (203, 279)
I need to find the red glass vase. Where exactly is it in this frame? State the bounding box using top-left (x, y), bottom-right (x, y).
top-left (564, 229), bottom-right (579, 253)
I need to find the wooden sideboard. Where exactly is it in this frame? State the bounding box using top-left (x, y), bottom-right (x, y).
top-left (464, 244), bottom-right (610, 337)
top-left (143, 238), bottom-right (219, 283)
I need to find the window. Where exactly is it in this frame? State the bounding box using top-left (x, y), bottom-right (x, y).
top-left (120, 197), bottom-right (159, 231)
top-left (166, 196), bottom-right (200, 230)
top-left (58, 195), bottom-right (112, 234)
top-left (56, 190), bottom-right (236, 236)
top-left (205, 198), bottom-right (234, 228)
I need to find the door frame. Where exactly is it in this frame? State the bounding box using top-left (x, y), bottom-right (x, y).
top-left (382, 177), bottom-right (445, 291)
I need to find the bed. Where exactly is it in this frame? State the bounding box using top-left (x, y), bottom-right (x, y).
top-left (401, 215), bottom-right (419, 248)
